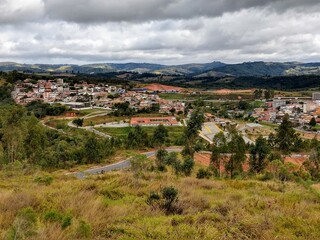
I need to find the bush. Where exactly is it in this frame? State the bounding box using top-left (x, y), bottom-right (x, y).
top-left (146, 186), bottom-right (180, 215)
top-left (76, 220), bottom-right (92, 239)
top-left (196, 168), bottom-right (212, 179)
top-left (44, 210), bottom-right (63, 222)
top-left (161, 186), bottom-right (179, 214)
top-left (256, 172), bottom-right (273, 181)
top-left (61, 215), bottom-right (72, 229)
top-left (146, 191), bottom-right (161, 209)
top-left (34, 175), bottom-right (53, 186)
top-left (181, 156), bottom-right (195, 176)
top-left (9, 207), bottom-right (38, 239)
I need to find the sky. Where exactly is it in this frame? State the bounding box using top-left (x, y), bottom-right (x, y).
top-left (0, 0), bottom-right (320, 65)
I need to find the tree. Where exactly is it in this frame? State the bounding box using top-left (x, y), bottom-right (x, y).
top-left (169, 108), bottom-right (176, 115)
top-left (181, 156), bottom-right (195, 176)
top-left (225, 132), bottom-right (246, 178)
top-left (211, 146), bottom-right (221, 177)
top-left (146, 186), bottom-right (179, 214)
top-left (250, 136), bottom-right (271, 173)
top-left (84, 134), bottom-right (101, 164)
top-left (254, 89), bottom-right (263, 99)
top-left (211, 132), bottom-right (228, 176)
top-left (264, 89), bottom-right (275, 99)
top-left (130, 155), bottom-right (152, 179)
top-left (196, 168), bottom-right (212, 179)
top-left (72, 118), bottom-right (84, 128)
top-left (161, 186), bottom-right (179, 214)
top-left (309, 117), bottom-right (317, 127)
top-left (238, 100), bottom-right (251, 110)
top-left (268, 133), bottom-right (276, 148)
top-left (275, 114), bottom-right (298, 153)
top-left (165, 152), bottom-right (178, 166)
top-left (183, 108), bottom-right (205, 157)
top-left (25, 121), bottom-right (48, 164)
top-left (127, 125), bottom-right (149, 149)
top-left (152, 124), bottom-right (168, 149)
top-left (156, 149), bottom-right (168, 171)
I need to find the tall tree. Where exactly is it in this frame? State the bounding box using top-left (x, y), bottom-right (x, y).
top-left (250, 136), bottom-right (271, 173)
top-left (211, 132), bottom-right (228, 176)
top-left (254, 89), bottom-right (263, 99)
top-left (127, 125), bottom-right (149, 149)
top-left (156, 149), bottom-right (168, 170)
top-left (152, 124), bottom-right (168, 149)
top-left (84, 134), bottom-right (101, 164)
top-left (309, 117), bottom-right (317, 127)
top-left (72, 118), bottom-right (84, 128)
top-left (225, 131), bottom-right (246, 178)
top-left (275, 114), bottom-right (298, 153)
top-left (183, 108), bottom-right (205, 157)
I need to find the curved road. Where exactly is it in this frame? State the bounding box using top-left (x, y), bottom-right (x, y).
top-left (74, 147), bottom-right (182, 179)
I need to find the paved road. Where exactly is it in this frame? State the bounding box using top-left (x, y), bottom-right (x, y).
top-left (199, 122), bottom-right (223, 144)
top-left (74, 148), bottom-right (182, 179)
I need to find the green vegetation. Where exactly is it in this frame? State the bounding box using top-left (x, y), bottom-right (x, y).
top-left (2, 72), bottom-right (320, 239)
top-left (183, 108), bottom-right (205, 157)
top-left (26, 101), bottom-right (69, 118)
top-left (97, 126), bottom-right (185, 146)
top-left (0, 104), bottom-right (116, 169)
top-left (83, 113), bottom-right (164, 126)
top-left (72, 118), bottom-right (84, 127)
top-left (1, 165), bottom-right (320, 239)
top-left (159, 93), bottom-right (254, 101)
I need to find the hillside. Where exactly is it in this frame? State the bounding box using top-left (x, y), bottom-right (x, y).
top-left (2, 61), bottom-right (320, 77)
top-left (1, 165), bottom-right (320, 239)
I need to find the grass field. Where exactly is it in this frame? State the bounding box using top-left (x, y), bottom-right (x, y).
top-left (83, 113), bottom-right (168, 127)
top-left (97, 126), bottom-right (185, 144)
top-left (1, 164), bottom-right (320, 240)
top-left (159, 93), bottom-right (254, 101)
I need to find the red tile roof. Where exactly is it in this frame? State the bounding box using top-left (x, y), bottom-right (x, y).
top-left (130, 117), bottom-right (178, 126)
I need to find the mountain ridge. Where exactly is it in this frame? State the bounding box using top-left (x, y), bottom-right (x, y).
top-left (1, 61), bottom-right (320, 76)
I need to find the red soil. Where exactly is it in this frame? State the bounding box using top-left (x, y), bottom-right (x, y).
top-left (144, 83), bottom-right (183, 92)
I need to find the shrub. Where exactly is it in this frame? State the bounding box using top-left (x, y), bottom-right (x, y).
top-left (44, 210), bottom-right (63, 222)
top-left (146, 186), bottom-right (180, 214)
top-left (161, 186), bottom-right (179, 214)
top-left (76, 220), bottom-right (92, 239)
top-left (146, 191), bottom-right (161, 209)
top-left (9, 207), bottom-right (38, 239)
top-left (34, 175), bottom-right (53, 186)
top-left (181, 156), bottom-right (195, 176)
top-left (196, 168), bottom-right (212, 179)
top-left (257, 172), bottom-right (273, 181)
top-left (61, 215), bottom-right (72, 229)
top-left (130, 155), bottom-right (153, 178)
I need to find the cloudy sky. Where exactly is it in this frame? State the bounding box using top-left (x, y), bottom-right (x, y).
top-left (1, 0), bottom-right (320, 64)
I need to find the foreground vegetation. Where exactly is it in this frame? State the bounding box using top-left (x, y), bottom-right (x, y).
top-left (1, 164), bottom-right (320, 240)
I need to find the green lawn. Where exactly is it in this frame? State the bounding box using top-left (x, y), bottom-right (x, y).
top-left (83, 113), bottom-right (168, 126)
top-left (97, 126), bottom-right (186, 145)
top-left (159, 93), bottom-right (254, 101)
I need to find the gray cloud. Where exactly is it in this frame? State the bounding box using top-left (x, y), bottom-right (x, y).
top-left (42, 0), bottom-right (320, 23)
top-left (0, 0), bottom-right (320, 64)
top-left (1, 0), bottom-right (320, 24)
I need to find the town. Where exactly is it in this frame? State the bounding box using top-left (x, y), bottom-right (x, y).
top-left (11, 78), bottom-right (185, 114)
top-left (11, 78), bottom-right (320, 136)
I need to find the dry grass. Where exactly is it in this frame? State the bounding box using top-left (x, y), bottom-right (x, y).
top-left (1, 164), bottom-right (320, 239)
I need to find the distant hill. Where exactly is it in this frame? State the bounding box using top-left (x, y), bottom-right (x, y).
top-left (1, 61), bottom-right (320, 77)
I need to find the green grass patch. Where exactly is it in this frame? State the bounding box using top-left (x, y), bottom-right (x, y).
top-left (97, 126), bottom-right (185, 145)
top-left (84, 113), bottom-right (169, 126)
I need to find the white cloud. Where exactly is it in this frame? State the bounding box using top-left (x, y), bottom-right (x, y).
top-left (0, 0), bottom-right (320, 64)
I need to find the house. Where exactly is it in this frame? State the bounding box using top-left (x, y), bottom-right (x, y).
top-left (130, 117), bottom-right (180, 127)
